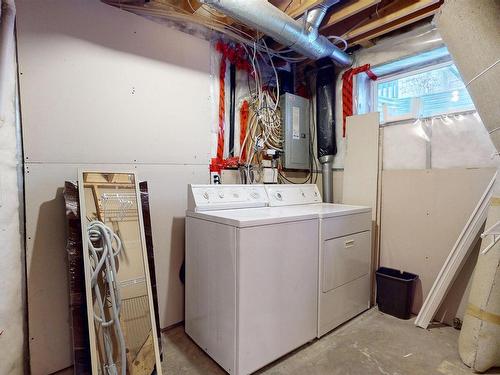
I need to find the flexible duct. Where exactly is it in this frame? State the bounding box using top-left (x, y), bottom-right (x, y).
top-left (316, 61), bottom-right (337, 203)
top-left (200, 0), bottom-right (353, 67)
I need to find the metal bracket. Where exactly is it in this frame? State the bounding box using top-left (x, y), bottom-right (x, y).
top-left (480, 220), bottom-right (500, 254)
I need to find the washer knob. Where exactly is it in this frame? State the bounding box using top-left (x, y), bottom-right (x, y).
top-left (275, 192), bottom-right (283, 200)
top-left (218, 191), bottom-right (225, 198)
top-left (202, 192), bottom-right (209, 200)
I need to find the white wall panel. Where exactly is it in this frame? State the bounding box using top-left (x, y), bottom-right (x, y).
top-left (16, 1), bottom-right (213, 373)
top-left (16, 0), bottom-right (211, 165)
top-left (135, 165), bottom-right (209, 328)
top-left (25, 163), bottom-right (208, 374)
top-left (380, 168), bottom-right (495, 321)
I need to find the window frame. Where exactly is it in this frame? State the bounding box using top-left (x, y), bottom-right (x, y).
top-left (371, 60), bottom-right (476, 125)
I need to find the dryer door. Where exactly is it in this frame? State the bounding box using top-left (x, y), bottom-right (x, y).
top-left (323, 231), bottom-right (371, 292)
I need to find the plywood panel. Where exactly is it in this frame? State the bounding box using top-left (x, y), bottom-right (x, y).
top-left (342, 113), bottom-right (380, 220)
top-left (25, 163), bottom-right (208, 374)
top-left (16, 0), bottom-right (211, 165)
top-left (343, 113), bottom-right (381, 304)
top-left (380, 168), bottom-right (496, 317)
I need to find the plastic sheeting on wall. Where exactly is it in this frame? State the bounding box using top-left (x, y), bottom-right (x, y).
top-left (333, 23), bottom-right (446, 169)
top-left (383, 121), bottom-right (428, 170)
top-left (0, 1), bottom-right (25, 374)
top-left (383, 113), bottom-right (498, 170)
top-left (431, 113), bottom-right (498, 169)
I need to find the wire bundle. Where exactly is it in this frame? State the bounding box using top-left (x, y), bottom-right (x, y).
top-left (87, 220), bottom-right (126, 375)
top-left (104, 0), bottom-right (309, 64)
top-left (105, 0), bottom-right (327, 184)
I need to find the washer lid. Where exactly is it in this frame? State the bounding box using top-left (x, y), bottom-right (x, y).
top-left (186, 206), bottom-right (317, 228)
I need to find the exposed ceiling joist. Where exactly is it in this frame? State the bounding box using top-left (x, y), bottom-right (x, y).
top-left (350, 2), bottom-right (441, 45)
top-left (342, 0), bottom-right (440, 40)
top-left (320, 0), bottom-right (382, 30)
top-left (112, 0), bottom-right (444, 57)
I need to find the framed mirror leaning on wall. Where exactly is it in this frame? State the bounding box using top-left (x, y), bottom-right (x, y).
top-left (78, 171), bottom-right (162, 375)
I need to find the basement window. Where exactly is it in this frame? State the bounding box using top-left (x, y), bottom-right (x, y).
top-left (373, 62), bottom-right (476, 124)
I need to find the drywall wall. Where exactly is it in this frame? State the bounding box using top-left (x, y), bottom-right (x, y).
top-left (435, 0), bottom-right (500, 151)
top-left (16, 1), bottom-right (211, 373)
top-left (380, 168), bottom-right (496, 321)
top-left (0, 1), bottom-right (24, 374)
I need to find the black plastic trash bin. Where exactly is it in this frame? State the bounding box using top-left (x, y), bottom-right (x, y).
top-left (376, 267), bottom-right (419, 320)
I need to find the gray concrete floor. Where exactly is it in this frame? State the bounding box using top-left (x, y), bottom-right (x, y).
top-left (161, 308), bottom-right (500, 375)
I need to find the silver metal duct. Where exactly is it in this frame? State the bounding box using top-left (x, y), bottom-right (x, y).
top-left (306, 0), bottom-right (340, 31)
top-left (321, 156), bottom-right (334, 203)
top-left (200, 0), bottom-right (353, 67)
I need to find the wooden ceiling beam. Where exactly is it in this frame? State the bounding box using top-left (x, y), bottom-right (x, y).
top-left (341, 0), bottom-right (441, 40)
top-left (270, 0), bottom-right (326, 18)
top-left (349, 2), bottom-right (441, 46)
top-left (320, 0), bottom-right (382, 30)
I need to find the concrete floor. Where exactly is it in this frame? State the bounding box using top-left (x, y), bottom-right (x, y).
top-left (162, 308), bottom-right (500, 375)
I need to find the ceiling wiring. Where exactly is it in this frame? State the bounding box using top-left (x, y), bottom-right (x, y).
top-left (105, 0), bottom-right (309, 63)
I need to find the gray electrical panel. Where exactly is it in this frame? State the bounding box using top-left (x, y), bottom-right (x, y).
top-left (280, 93), bottom-right (310, 170)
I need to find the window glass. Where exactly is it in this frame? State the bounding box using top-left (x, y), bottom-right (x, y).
top-left (376, 64), bottom-right (475, 123)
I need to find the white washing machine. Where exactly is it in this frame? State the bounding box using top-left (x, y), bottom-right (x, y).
top-left (265, 184), bottom-right (372, 337)
top-left (185, 184), bottom-right (319, 375)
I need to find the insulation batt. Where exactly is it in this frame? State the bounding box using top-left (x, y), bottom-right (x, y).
top-left (459, 198), bottom-right (500, 372)
top-left (0, 0), bottom-right (25, 374)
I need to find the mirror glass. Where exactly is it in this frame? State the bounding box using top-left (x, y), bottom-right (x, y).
top-left (80, 172), bottom-right (160, 375)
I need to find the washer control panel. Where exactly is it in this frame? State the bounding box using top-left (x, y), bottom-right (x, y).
top-left (266, 184), bottom-right (321, 206)
top-left (188, 184), bottom-right (268, 211)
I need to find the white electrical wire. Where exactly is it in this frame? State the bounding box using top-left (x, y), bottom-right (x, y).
top-left (104, 1), bottom-right (309, 63)
top-left (107, 0), bottom-right (305, 182)
top-left (87, 220), bottom-right (126, 375)
top-left (465, 58), bottom-right (500, 88)
top-left (327, 35), bottom-right (348, 51)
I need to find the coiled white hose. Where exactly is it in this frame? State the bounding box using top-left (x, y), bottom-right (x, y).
top-left (87, 220), bottom-right (126, 375)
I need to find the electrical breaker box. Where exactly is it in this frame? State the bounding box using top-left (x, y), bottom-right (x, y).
top-left (280, 93), bottom-right (311, 170)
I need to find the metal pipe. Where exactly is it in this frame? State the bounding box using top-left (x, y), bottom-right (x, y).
top-left (321, 156), bottom-right (334, 203)
top-left (200, 0), bottom-right (353, 67)
top-left (306, 0), bottom-right (340, 31)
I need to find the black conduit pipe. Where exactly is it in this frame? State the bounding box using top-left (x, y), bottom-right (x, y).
top-left (229, 63), bottom-right (236, 157)
top-left (316, 59), bottom-right (337, 203)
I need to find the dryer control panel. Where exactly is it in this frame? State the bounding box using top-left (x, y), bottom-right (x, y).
top-left (188, 184), bottom-right (268, 211)
top-left (266, 184), bottom-right (322, 206)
